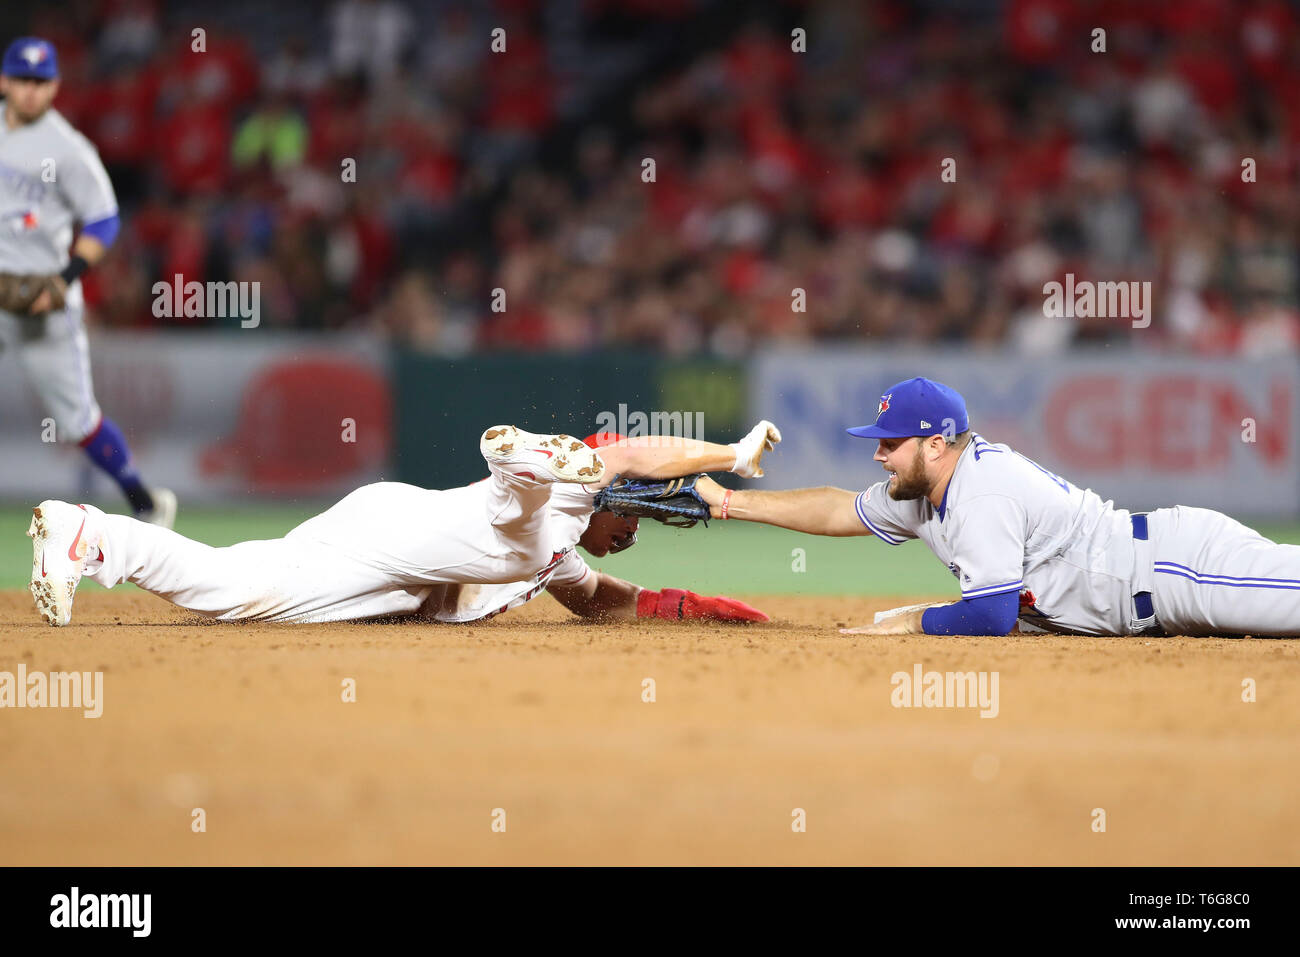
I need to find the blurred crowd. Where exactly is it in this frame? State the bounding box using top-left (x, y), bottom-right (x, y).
top-left (15, 0), bottom-right (1300, 354)
top-left (26, 0), bottom-right (675, 330)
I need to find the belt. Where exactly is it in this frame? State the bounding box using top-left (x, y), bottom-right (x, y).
top-left (1130, 513), bottom-right (1163, 636)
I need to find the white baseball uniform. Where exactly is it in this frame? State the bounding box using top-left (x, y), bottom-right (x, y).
top-left (0, 108), bottom-right (115, 442)
top-left (856, 434), bottom-right (1300, 637)
top-left (81, 465), bottom-right (599, 623)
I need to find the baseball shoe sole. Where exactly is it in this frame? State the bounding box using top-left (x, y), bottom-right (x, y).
top-left (141, 487), bottom-right (178, 529)
top-left (480, 425), bottom-right (606, 484)
top-left (27, 500), bottom-right (96, 627)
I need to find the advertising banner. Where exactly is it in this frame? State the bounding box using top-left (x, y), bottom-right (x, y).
top-left (750, 349), bottom-right (1300, 518)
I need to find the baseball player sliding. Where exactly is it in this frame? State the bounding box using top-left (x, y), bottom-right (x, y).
top-left (0, 37), bottom-right (175, 526)
top-left (694, 376), bottom-right (1300, 638)
top-left (27, 421), bottom-right (781, 628)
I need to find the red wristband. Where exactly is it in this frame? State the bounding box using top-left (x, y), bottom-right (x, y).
top-left (636, 587), bottom-right (692, 620)
top-left (636, 588), bottom-right (660, 618)
top-left (720, 489), bottom-right (733, 520)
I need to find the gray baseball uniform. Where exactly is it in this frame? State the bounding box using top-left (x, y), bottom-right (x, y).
top-left (0, 107), bottom-right (116, 442)
top-left (856, 434), bottom-right (1300, 637)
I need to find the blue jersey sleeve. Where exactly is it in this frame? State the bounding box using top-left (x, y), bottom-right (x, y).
top-left (80, 212), bottom-right (121, 248)
top-left (921, 591), bottom-right (1020, 636)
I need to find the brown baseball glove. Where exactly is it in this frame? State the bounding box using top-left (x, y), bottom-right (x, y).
top-left (0, 274), bottom-right (67, 315)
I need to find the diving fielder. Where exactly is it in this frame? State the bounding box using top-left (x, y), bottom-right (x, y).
top-left (27, 422), bottom-right (781, 627)
top-left (694, 376), bottom-right (1300, 638)
top-left (0, 37), bottom-right (174, 526)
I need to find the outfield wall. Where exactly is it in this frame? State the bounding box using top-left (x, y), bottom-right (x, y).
top-left (0, 333), bottom-right (389, 505)
top-left (2, 334), bottom-right (1295, 517)
top-left (392, 351), bottom-right (747, 489)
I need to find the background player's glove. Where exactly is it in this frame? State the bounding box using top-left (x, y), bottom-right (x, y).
top-left (0, 274), bottom-right (67, 315)
top-left (594, 474), bottom-right (711, 527)
top-left (636, 587), bottom-right (769, 622)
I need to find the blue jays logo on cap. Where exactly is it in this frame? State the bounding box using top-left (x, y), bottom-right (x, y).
top-left (2, 38), bottom-right (59, 80)
top-left (846, 376), bottom-right (969, 440)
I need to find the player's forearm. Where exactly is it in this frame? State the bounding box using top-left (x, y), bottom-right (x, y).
top-left (600, 438), bottom-right (738, 480)
top-left (594, 421), bottom-right (779, 482)
top-left (547, 571), bottom-right (639, 620)
top-left (71, 235), bottom-right (107, 267)
top-left (725, 486), bottom-right (867, 536)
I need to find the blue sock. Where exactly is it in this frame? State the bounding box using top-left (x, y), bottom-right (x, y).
top-left (79, 417), bottom-right (154, 514)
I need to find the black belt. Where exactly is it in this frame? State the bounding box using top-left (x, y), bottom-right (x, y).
top-left (1130, 513), bottom-right (1162, 635)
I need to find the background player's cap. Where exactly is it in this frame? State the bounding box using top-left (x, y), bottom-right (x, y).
top-left (845, 376), bottom-right (969, 440)
top-left (2, 37), bottom-right (59, 80)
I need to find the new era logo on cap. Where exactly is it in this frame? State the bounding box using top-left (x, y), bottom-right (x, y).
top-left (845, 376), bottom-right (970, 441)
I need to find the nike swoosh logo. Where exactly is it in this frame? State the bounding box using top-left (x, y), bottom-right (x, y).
top-left (67, 516), bottom-right (86, 561)
top-left (531, 448), bottom-right (554, 458)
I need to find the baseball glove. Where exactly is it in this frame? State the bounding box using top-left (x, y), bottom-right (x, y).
top-left (0, 274), bottom-right (66, 315)
top-left (593, 474), bottom-right (712, 528)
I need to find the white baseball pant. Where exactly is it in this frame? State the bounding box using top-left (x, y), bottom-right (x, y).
top-left (82, 467), bottom-right (561, 623)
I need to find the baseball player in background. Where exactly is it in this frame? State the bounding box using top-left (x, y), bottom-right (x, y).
top-left (694, 377), bottom-right (1300, 638)
top-left (0, 37), bottom-right (175, 527)
top-left (27, 421), bottom-right (782, 627)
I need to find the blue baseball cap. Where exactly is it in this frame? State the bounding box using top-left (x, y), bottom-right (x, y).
top-left (846, 376), bottom-right (969, 440)
top-left (3, 38), bottom-right (59, 80)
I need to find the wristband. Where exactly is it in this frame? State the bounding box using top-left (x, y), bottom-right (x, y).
top-left (635, 587), bottom-right (694, 620)
top-left (720, 489), bottom-right (733, 519)
top-left (636, 588), bottom-right (660, 618)
top-left (60, 255), bottom-right (90, 285)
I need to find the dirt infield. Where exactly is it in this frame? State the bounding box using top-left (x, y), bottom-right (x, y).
top-left (1, 589), bottom-right (1296, 866)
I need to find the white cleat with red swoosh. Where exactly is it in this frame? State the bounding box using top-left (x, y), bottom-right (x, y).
top-left (27, 500), bottom-right (98, 627)
top-left (480, 425), bottom-right (606, 484)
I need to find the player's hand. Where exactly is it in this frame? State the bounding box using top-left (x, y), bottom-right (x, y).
top-left (730, 420), bottom-right (781, 478)
top-left (27, 276), bottom-right (67, 315)
top-left (638, 586), bottom-right (769, 622)
top-left (840, 607), bottom-right (927, 635)
top-left (687, 592), bottom-right (769, 622)
top-left (692, 474), bottom-right (729, 518)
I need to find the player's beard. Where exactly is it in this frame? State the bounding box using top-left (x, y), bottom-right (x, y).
top-left (4, 100), bottom-right (50, 126)
top-left (887, 443), bottom-right (931, 501)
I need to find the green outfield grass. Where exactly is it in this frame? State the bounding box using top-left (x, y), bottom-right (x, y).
top-left (2, 502), bottom-right (1299, 598)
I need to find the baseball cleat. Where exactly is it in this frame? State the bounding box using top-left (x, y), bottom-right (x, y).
top-left (141, 487), bottom-right (178, 529)
top-left (27, 500), bottom-right (98, 627)
top-left (481, 425), bottom-right (606, 484)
